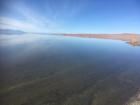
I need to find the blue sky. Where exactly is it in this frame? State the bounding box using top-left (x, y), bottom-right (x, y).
top-left (0, 0), bottom-right (140, 33)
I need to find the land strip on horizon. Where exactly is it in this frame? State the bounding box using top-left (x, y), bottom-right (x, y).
top-left (59, 33), bottom-right (140, 46)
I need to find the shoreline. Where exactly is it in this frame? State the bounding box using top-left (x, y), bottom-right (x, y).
top-left (62, 34), bottom-right (140, 46)
top-left (125, 89), bottom-right (140, 105)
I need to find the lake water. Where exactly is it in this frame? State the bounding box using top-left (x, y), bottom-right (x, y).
top-left (0, 34), bottom-right (140, 105)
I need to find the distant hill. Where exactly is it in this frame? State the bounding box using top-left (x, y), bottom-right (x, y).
top-left (0, 29), bottom-right (25, 35)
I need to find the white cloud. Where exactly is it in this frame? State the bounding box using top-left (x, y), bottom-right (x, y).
top-left (0, 1), bottom-right (59, 33)
top-left (0, 17), bottom-right (46, 32)
top-left (0, 0), bottom-right (87, 33)
top-left (11, 2), bottom-right (58, 32)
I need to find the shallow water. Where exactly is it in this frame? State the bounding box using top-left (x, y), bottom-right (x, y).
top-left (0, 34), bottom-right (140, 105)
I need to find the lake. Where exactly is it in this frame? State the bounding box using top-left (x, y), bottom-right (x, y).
top-left (0, 34), bottom-right (140, 105)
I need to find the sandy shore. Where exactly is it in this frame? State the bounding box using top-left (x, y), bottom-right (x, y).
top-left (62, 33), bottom-right (140, 46)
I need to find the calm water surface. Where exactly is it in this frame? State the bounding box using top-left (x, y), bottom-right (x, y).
top-left (0, 34), bottom-right (140, 105)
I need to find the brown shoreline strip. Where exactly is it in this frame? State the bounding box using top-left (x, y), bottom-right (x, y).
top-left (62, 34), bottom-right (140, 46)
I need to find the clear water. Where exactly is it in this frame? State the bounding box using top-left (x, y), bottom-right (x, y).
top-left (0, 34), bottom-right (140, 105)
